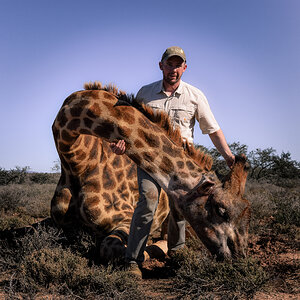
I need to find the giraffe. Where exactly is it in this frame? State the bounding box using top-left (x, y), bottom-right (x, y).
top-left (51, 82), bottom-right (251, 262)
top-left (51, 89), bottom-right (169, 263)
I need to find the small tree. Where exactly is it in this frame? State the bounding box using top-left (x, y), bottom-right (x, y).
top-left (0, 166), bottom-right (30, 185)
top-left (248, 148), bottom-right (276, 180)
top-left (271, 151), bottom-right (300, 180)
top-left (51, 159), bottom-right (61, 173)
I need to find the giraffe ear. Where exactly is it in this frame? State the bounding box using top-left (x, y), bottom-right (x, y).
top-left (197, 179), bottom-right (215, 196)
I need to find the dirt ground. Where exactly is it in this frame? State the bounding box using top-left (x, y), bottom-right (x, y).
top-left (0, 227), bottom-right (299, 299)
top-left (137, 232), bottom-right (300, 300)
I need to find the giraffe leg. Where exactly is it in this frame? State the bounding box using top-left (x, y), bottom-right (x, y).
top-left (99, 230), bottom-right (168, 264)
top-left (50, 187), bottom-right (74, 227)
top-left (144, 240), bottom-right (168, 261)
top-left (99, 227), bottom-right (129, 264)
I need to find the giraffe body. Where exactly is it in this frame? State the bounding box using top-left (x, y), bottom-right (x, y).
top-left (52, 82), bottom-right (250, 261)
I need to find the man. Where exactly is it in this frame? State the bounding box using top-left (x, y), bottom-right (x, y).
top-left (110, 46), bottom-right (235, 278)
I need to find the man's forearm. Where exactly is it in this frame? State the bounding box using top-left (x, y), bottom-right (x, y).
top-left (209, 129), bottom-right (235, 167)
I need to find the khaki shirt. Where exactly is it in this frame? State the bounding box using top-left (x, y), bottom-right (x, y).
top-left (136, 80), bottom-right (220, 144)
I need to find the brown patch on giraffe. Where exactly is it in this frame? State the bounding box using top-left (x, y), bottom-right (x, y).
top-left (83, 180), bottom-right (101, 193)
top-left (115, 170), bottom-right (124, 182)
top-left (67, 119), bottom-right (81, 131)
top-left (126, 164), bottom-right (136, 179)
top-left (159, 156), bottom-right (174, 174)
top-left (117, 126), bottom-right (132, 139)
top-left (61, 129), bottom-right (75, 142)
top-left (70, 100), bottom-right (89, 117)
top-left (58, 142), bottom-right (70, 153)
top-left (138, 129), bottom-right (161, 148)
top-left (79, 128), bottom-right (92, 135)
top-left (102, 101), bottom-right (114, 110)
top-left (121, 112), bottom-right (136, 124)
top-left (138, 117), bottom-right (151, 129)
top-left (83, 135), bottom-right (93, 148)
top-left (83, 117), bottom-right (94, 129)
top-left (64, 152), bottom-right (75, 161)
top-left (102, 165), bottom-right (116, 190)
top-left (74, 149), bottom-right (87, 160)
top-left (112, 213), bottom-right (124, 224)
top-left (84, 207), bottom-right (102, 222)
top-left (190, 172), bottom-right (200, 178)
top-left (56, 108), bottom-right (68, 128)
top-left (62, 93), bottom-right (78, 106)
top-left (144, 166), bottom-right (156, 175)
top-left (83, 90), bottom-right (101, 99)
top-left (117, 181), bottom-right (127, 193)
top-left (119, 191), bottom-right (130, 200)
top-left (121, 203), bottom-right (132, 211)
top-left (112, 156), bottom-right (122, 169)
top-left (186, 161), bottom-right (196, 171)
top-left (87, 103), bottom-right (102, 119)
top-left (162, 144), bottom-right (182, 158)
top-left (134, 139), bottom-right (144, 148)
top-left (84, 196), bottom-right (100, 207)
top-left (161, 135), bottom-right (173, 147)
top-left (94, 121), bottom-right (114, 140)
top-left (177, 161), bottom-right (184, 169)
top-left (178, 171), bottom-right (189, 178)
top-left (103, 193), bottom-right (121, 212)
top-left (130, 153), bottom-right (142, 166)
top-left (103, 91), bottom-right (116, 101)
top-left (89, 139), bottom-right (99, 160)
top-left (142, 151), bottom-right (155, 162)
top-left (52, 129), bottom-right (60, 146)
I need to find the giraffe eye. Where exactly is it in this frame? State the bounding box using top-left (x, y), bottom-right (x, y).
top-left (216, 206), bottom-right (229, 220)
top-left (218, 207), bottom-right (226, 216)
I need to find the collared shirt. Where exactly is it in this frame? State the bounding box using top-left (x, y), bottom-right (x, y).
top-left (136, 80), bottom-right (220, 144)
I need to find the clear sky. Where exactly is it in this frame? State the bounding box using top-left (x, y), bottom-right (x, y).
top-left (0, 0), bottom-right (299, 172)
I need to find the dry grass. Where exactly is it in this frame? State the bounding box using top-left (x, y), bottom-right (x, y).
top-left (0, 177), bottom-right (299, 299)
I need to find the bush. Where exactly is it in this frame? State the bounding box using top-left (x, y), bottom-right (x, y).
top-left (30, 173), bottom-right (52, 184)
top-left (0, 166), bottom-right (29, 185)
top-left (1, 226), bottom-right (148, 299)
top-left (0, 183), bottom-right (55, 230)
top-left (171, 247), bottom-right (268, 299)
top-left (245, 181), bottom-right (300, 240)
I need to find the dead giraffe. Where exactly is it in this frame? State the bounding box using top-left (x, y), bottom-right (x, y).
top-left (51, 91), bottom-right (169, 263)
top-left (51, 82), bottom-right (251, 262)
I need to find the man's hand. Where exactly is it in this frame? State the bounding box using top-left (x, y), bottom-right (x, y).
top-left (110, 140), bottom-right (126, 155)
top-left (225, 155), bottom-right (235, 169)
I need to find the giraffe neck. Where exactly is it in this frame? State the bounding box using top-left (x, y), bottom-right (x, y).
top-left (57, 90), bottom-right (206, 195)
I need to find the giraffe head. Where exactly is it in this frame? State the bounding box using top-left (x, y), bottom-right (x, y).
top-left (176, 155), bottom-right (250, 260)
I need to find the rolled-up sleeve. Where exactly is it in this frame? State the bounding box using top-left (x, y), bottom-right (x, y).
top-left (195, 92), bottom-right (220, 135)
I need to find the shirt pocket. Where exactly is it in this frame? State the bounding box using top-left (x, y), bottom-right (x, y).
top-left (169, 105), bottom-right (194, 125)
top-left (148, 104), bottom-right (164, 114)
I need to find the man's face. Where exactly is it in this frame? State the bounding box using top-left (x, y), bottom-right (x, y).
top-left (159, 56), bottom-right (187, 86)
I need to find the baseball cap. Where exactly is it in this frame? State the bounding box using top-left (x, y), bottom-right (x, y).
top-left (161, 46), bottom-right (186, 62)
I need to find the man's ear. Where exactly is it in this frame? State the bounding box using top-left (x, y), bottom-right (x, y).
top-left (197, 179), bottom-right (215, 196)
top-left (159, 61), bottom-right (163, 70)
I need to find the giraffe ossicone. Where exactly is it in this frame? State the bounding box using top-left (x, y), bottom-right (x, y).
top-left (51, 81), bottom-right (251, 262)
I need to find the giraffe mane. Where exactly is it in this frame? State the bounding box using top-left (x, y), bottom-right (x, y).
top-left (84, 82), bottom-right (213, 171)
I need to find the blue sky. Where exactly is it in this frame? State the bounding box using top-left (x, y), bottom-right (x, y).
top-left (0, 0), bottom-right (299, 172)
